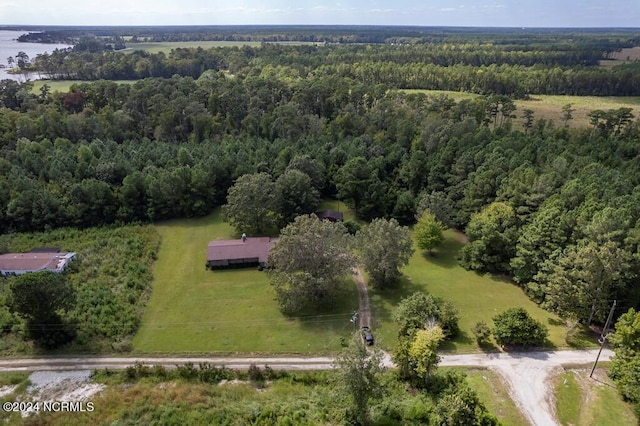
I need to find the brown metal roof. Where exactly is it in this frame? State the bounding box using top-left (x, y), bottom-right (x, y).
top-left (207, 237), bottom-right (278, 263)
top-left (0, 252), bottom-right (76, 273)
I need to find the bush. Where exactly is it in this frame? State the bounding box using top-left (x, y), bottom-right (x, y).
top-left (473, 321), bottom-right (492, 345)
top-left (492, 308), bottom-right (548, 348)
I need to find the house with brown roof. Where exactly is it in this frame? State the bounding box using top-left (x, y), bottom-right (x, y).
top-left (0, 252), bottom-right (76, 277)
top-left (206, 237), bottom-right (278, 268)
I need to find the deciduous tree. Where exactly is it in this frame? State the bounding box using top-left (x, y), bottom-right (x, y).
top-left (274, 169), bottom-right (320, 227)
top-left (10, 271), bottom-right (76, 348)
top-left (414, 212), bottom-right (445, 254)
top-left (608, 308), bottom-right (640, 415)
top-left (222, 172), bottom-right (280, 236)
top-left (333, 334), bottom-right (384, 425)
top-left (459, 202), bottom-right (518, 273)
top-left (356, 218), bottom-right (414, 288)
top-left (267, 215), bottom-right (355, 315)
top-left (409, 325), bottom-right (445, 384)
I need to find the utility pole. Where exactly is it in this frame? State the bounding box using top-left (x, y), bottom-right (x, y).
top-left (590, 300), bottom-right (616, 378)
top-left (350, 311), bottom-right (358, 334)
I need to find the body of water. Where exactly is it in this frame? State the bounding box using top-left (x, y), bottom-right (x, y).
top-left (0, 30), bottom-right (72, 81)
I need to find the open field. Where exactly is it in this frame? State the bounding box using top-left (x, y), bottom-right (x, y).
top-left (124, 40), bottom-right (317, 54)
top-left (405, 89), bottom-right (640, 129)
top-left (31, 79), bottom-right (137, 94)
top-left (369, 230), bottom-right (587, 352)
top-left (553, 367), bottom-right (637, 425)
top-left (134, 207), bottom-right (587, 354)
top-left (600, 46), bottom-right (640, 68)
top-left (132, 210), bottom-right (358, 354)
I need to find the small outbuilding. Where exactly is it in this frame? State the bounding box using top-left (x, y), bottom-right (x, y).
top-left (0, 252), bottom-right (76, 277)
top-left (207, 237), bottom-right (278, 268)
top-left (315, 210), bottom-right (344, 222)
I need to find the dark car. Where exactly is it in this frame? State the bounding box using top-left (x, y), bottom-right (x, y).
top-left (361, 326), bottom-right (374, 346)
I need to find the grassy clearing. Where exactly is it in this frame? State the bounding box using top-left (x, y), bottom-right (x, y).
top-left (31, 80), bottom-right (137, 94)
top-left (553, 368), bottom-right (637, 426)
top-left (370, 230), bottom-right (581, 352)
top-left (461, 368), bottom-right (529, 426)
top-left (404, 89), bottom-right (640, 129)
top-left (132, 209), bottom-right (358, 354)
top-left (124, 40), bottom-right (316, 54)
top-left (600, 46), bottom-right (640, 67)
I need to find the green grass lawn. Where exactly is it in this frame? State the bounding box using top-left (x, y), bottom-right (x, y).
top-left (554, 368), bottom-right (637, 426)
top-left (370, 230), bottom-right (584, 352)
top-left (462, 368), bottom-right (529, 426)
top-left (404, 89), bottom-right (640, 129)
top-left (132, 209), bottom-right (358, 354)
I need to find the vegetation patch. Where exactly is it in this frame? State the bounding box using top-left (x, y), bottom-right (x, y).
top-left (405, 89), bottom-right (640, 128)
top-left (0, 225), bottom-right (160, 354)
top-left (553, 368), bottom-right (637, 426)
top-left (30, 366), bottom-right (499, 425)
top-left (370, 230), bottom-right (574, 352)
top-left (462, 368), bottom-right (529, 426)
top-left (132, 210), bottom-right (358, 353)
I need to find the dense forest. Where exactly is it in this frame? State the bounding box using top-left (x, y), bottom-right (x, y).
top-left (1, 27), bottom-right (640, 325)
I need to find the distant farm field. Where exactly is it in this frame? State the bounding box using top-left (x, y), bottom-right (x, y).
top-left (31, 80), bottom-right (136, 94)
top-left (404, 89), bottom-right (640, 129)
top-left (369, 230), bottom-right (586, 352)
top-left (124, 40), bottom-right (316, 54)
top-left (132, 210), bottom-right (358, 354)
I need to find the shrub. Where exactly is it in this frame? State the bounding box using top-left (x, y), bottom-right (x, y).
top-left (248, 364), bottom-right (265, 382)
top-left (492, 308), bottom-right (548, 348)
top-left (473, 321), bottom-right (492, 345)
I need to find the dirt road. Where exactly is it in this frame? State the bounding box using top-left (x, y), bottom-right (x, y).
top-left (0, 348), bottom-right (612, 425)
top-left (352, 267), bottom-right (372, 328)
top-left (440, 349), bottom-right (614, 426)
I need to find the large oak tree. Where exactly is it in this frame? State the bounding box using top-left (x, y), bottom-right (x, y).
top-left (267, 215), bottom-right (355, 315)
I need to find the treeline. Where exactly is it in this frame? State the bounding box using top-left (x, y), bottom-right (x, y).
top-left (27, 42), bottom-right (640, 96)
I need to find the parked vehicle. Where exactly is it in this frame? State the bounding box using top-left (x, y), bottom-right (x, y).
top-left (361, 326), bottom-right (374, 346)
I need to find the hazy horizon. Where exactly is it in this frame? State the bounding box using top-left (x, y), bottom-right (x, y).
top-left (2, 1), bottom-right (639, 28)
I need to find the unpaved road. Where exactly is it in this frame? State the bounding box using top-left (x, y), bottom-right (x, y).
top-left (352, 267), bottom-right (372, 328)
top-left (0, 348), bottom-right (612, 425)
top-left (440, 349), bottom-right (614, 426)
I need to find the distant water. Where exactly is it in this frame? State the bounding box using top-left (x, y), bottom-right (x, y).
top-left (0, 30), bottom-right (72, 81)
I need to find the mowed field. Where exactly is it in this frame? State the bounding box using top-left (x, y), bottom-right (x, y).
top-left (370, 230), bottom-right (582, 352)
top-left (134, 205), bottom-right (583, 354)
top-left (123, 40), bottom-right (317, 54)
top-left (31, 80), bottom-right (136, 94)
top-left (405, 89), bottom-right (640, 129)
top-left (132, 210), bottom-right (358, 354)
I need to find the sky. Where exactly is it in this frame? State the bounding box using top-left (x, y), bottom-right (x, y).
top-left (1, 0), bottom-right (639, 28)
